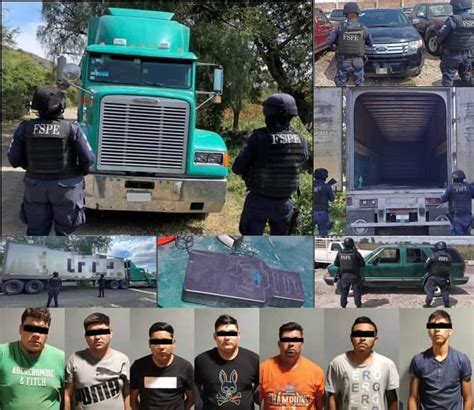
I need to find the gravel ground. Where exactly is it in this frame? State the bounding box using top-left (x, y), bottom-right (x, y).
top-left (315, 264), bottom-right (474, 308)
top-left (0, 286), bottom-right (156, 308)
top-left (315, 50), bottom-right (444, 87)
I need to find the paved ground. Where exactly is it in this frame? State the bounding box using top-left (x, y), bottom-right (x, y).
top-left (315, 265), bottom-right (474, 308)
top-left (0, 286), bottom-right (156, 308)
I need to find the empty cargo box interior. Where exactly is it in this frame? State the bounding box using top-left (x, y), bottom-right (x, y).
top-left (353, 92), bottom-right (448, 190)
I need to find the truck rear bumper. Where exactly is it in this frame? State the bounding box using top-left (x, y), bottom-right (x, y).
top-left (85, 174), bottom-right (227, 213)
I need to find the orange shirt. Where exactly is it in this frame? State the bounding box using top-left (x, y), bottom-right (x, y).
top-left (260, 355), bottom-right (325, 409)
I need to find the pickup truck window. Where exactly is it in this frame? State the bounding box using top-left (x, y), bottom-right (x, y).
top-left (377, 248), bottom-right (400, 264)
top-left (330, 243), bottom-right (342, 251)
top-left (406, 248), bottom-right (426, 263)
top-left (428, 4), bottom-right (452, 16)
top-left (88, 54), bottom-right (192, 89)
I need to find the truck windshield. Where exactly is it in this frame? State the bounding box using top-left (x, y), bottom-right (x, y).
top-left (428, 4), bottom-right (452, 16)
top-left (88, 54), bottom-right (192, 89)
top-left (359, 10), bottom-right (411, 27)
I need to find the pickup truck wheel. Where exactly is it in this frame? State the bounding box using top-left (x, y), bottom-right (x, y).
top-left (119, 280), bottom-right (128, 289)
top-left (24, 280), bottom-right (44, 294)
top-left (426, 32), bottom-right (441, 55)
top-left (109, 280), bottom-right (120, 290)
top-left (2, 280), bottom-right (25, 295)
top-left (423, 282), bottom-right (442, 297)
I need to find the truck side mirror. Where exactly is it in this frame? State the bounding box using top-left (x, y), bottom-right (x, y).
top-left (62, 63), bottom-right (81, 83)
top-left (213, 67), bottom-right (224, 95)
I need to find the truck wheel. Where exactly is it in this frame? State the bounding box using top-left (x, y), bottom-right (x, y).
top-left (423, 282), bottom-right (441, 297)
top-left (2, 280), bottom-right (25, 295)
top-left (109, 280), bottom-right (120, 290)
top-left (426, 32), bottom-right (441, 55)
top-left (24, 280), bottom-right (44, 294)
top-left (119, 280), bottom-right (128, 289)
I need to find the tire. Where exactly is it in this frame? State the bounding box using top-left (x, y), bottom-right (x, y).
top-left (24, 280), bottom-right (44, 295)
top-left (423, 281), bottom-right (441, 297)
top-left (119, 280), bottom-right (128, 289)
top-left (2, 280), bottom-right (25, 295)
top-left (109, 280), bottom-right (120, 290)
top-left (426, 32), bottom-right (441, 56)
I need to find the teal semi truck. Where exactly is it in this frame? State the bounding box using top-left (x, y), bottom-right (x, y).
top-left (59, 8), bottom-right (228, 213)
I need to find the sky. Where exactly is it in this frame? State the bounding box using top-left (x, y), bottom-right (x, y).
top-left (109, 237), bottom-right (157, 272)
top-left (3, 2), bottom-right (48, 59)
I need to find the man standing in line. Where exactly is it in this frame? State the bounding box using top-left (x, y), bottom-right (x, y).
top-left (0, 308), bottom-right (65, 410)
top-left (65, 312), bottom-right (130, 409)
top-left (46, 271), bottom-right (62, 308)
top-left (130, 322), bottom-right (194, 409)
top-left (326, 316), bottom-right (399, 410)
top-left (194, 314), bottom-right (259, 409)
top-left (408, 310), bottom-right (472, 410)
top-left (259, 322), bottom-right (325, 409)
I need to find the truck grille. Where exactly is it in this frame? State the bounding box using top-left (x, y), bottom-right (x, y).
top-left (368, 43), bottom-right (408, 55)
top-left (98, 95), bottom-right (189, 173)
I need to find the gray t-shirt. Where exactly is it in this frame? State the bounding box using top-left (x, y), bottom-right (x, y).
top-left (326, 351), bottom-right (399, 410)
top-left (66, 348), bottom-right (130, 410)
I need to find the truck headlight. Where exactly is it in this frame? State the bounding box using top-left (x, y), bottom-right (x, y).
top-left (406, 39), bottom-right (423, 54)
top-left (194, 151), bottom-right (224, 165)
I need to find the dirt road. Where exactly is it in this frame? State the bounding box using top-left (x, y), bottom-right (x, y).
top-left (315, 51), bottom-right (444, 87)
top-left (315, 265), bottom-right (474, 308)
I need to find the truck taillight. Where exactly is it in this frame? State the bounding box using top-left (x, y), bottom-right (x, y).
top-left (425, 197), bottom-right (442, 206)
top-left (346, 197), bottom-right (353, 206)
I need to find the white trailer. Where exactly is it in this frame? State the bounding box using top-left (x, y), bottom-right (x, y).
top-left (0, 241), bottom-right (128, 295)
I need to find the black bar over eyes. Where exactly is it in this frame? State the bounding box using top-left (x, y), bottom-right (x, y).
top-left (23, 325), bottom-right (49, 334)
top-left (426, 323), bottom-right (452, 329)
top-left (149, 339), bottom-right (174, 345)
top-left (279, 337), bottom-right (304, 343)
top-left (85, 329), bottom-right (111, 336)
top-left (351, 331), bottom-right (376, 337)
top-left (216, 331), bottom-right (238, 336)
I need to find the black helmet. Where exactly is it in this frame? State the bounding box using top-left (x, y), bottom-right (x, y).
top-left (314, 168), bottom-right (329, 180)
top-left (435, 241), bottom-right (447, 251)
top-left (263, 93), bottom-right (298, 118)
top-left (31, 86), bottom-right (66, 119)
top-left (343, 237), bottom-right (355, 249)
top-left (450, 0), bottom-right (472, 12)
top-left (452, 170), bottom-right (466, 181)
top-left (343, 2), bottom-right (361, 16)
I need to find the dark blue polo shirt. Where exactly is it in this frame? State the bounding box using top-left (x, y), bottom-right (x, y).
top-left (409, 347), bottom-right (472, 410)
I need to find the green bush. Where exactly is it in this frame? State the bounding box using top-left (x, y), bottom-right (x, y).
top-left (292, 171), bottom-right (313, 235)
top-left (2, 48), bottom-right (54, 121)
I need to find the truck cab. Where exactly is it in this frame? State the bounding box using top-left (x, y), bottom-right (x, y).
top-left (61, 8), bottom-right (228, 214)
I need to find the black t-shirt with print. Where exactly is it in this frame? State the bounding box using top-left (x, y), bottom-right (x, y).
top-left (130, 354), bottom-right (194, 410)
top-left (194, 347), bottom-right (259, 410)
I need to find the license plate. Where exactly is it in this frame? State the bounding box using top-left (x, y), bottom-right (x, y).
top-left (396, 214), bottom-right (409, 221)
top-left (127, 192), bottom-right (151, 202)
top-left (376, 67), bottom-right (388, 74)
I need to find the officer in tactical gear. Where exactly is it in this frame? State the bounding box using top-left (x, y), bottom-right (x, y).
top-left (441, 169), bottom-right (474, 235)
top-left (333, 237), bottom-right (366, 308)
top-left (424, 241), bottom-right (452, 308)
top-left (46, 272), bottom-right (62, 308)
top-left (313, 168), bottom-right (335, 237)
top-left (7, 86), bottom-right (95, 236)
top-left (326, 2), bottom-right (374, 87)
top-left (233, 93), bottom-right (309, 235)
top-left (436, 0), bottom-right (474, 86)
